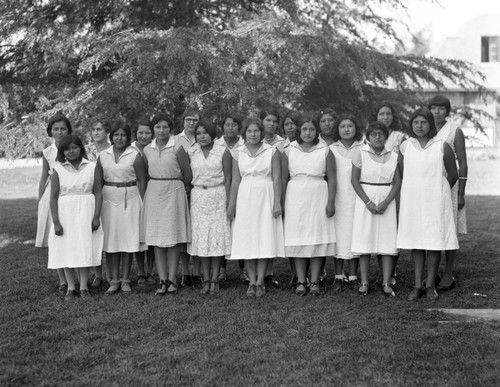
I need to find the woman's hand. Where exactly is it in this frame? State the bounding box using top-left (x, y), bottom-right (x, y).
top-left (227, 204), bottom-right (236, 222)
top-left (326, 202), bottom-right (335, 218)
top-left (91, 217), bottom-right (100, 232)
top-left (273, 202), bottom-right (282, 218)
top-left (54, 222), bottom-right (64, 236)
top-left (376, 200), bottom-right (389, 214)
top-left (366, 201), bottom-right (378, 215)
top-left (458, 194), bottom-right (466, 209)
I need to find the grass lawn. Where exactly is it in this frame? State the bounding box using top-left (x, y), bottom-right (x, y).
top-left (0, 168), bottom-right (499, 385)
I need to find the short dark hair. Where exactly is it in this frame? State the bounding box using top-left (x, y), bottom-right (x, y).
top-left (281, 110), bottom-right (302, 131)
top-left (332, 114), bottom-right (363, 142)
top-left (195, 120), bottom-right (218, 140)
top-left (241, 117), bottom-right (265, 142)
top-left (90, 115), bottom-right (111, 133)
top-left (370, 102), bottom-right (402, 132)
top-left (56, 134), bottom-right (87, 162)
top-left (365, 121), bottom-right (389, 139)
top-left (181, 107), bottom-right (201, 121)
top-left (318, 108), bottom-right (336, 121)
top-left (409, 108), bottom-right (438, 139)
top-left (427, 95), bottom-right (451, 117)
top-left (296, 112), bottom-right (320, 145)
top-left (109, 121), bottom-right (132, 146)
top-left (221, 113), bottom-right (243, 131)
top-left (259, 108), bottom-right (280, 123)
top-left (150, 113), bottom-right (173, 132)
top-left (47, 113), bottom-right (72, 137)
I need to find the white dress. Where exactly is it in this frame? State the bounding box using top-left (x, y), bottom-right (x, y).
top-left (351, 145), bottom-right (399, 255)
top-left (435, 120), bottom-right (467, 234)
top-left (100, 146), bottom-right (142, 253)
top-left (385, 131), bottom-right (406, 154)
top-left (284, 142), bottom-right (336, 257)
top-left (229, 143), bottom-right (285, 260)
top-left (187, 143), bottom-right (231, 257)
top-left (397, 138), bottom-right (459, 250)
top-left (330, 141), bottom-right (364, 259)
top-left (35, 143), bottom-right (58, 247)
top-left (48, 161), bottom-right (103, 268)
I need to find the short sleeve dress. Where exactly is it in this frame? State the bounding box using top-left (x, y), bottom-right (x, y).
top-left (141, 138), bottom-right (191, 248)
top-left (100, 146), bottom-right (142, 253)
top-left (435, 120), bottom-right (467, 234)
top-left (396, 138), bottom-right (459, 250)
top-left (284, 141), bottom-right (336, 257)
top-left (330, 140), bottom-right (364, 259)
top-left (351, 144), bottom-right (399, 255)
top-left (229, 143), bottom-right (285, 260)
top-left (187, 143), bottom-right (230, 257)
top-left (35, 143), bottom-right (58, 247)
top-left (214, 136), bottom-right (244, 158)
top-left (385, 130), bottom-right (407, 154)
top-left (48, 160), bottom-right (103, 268)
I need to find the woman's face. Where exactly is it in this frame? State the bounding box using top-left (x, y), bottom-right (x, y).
top-left (262, 114), bottom-right (278, 135)
top-left (319, 113), bottom-right (335, 136)
top-left (300, 122), bottom-right (316, 144)
top-left (196, 126), bottom-right (213, 147)
top-left (368, 129), bottom-right (387, 150)
top-left (52, 121), bottom-right (69, 144)
top-left (377, 107), bottom-right (393, 129)
top-left (412, 116), bottom-right (431, 138)
top-left (283, 117), bottom-right (296, 139)
top-left (430, 105), bottom-right (447, 125)
top-left (113, 128), bottom-right (129, 149)
top-left (245, 124), bottom-right (262, 145)
top-left (223, 118), bottom-right (239, 139)
top-left (338, 120), bottom-right (356, 141)
top-left (92, 123), bottom-right (108, 143)
top-left (136, 125), bottom-right (153, 146)
top-left (64, 143), bottom-right (82, 162)
top-left (183, 114), bottom-right (199, 134)
top-left (154, 120), bottom-right (171, 141)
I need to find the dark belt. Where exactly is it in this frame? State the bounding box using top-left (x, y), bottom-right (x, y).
top-left (104, 181), bottom-right (137, 187)
top-left (360, 181), bottom-right (391, 186)
top-left (149, 177), bottom-right (182, 181)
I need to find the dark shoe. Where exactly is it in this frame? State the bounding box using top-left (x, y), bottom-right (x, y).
top-left (166, 280), bottom-right (178, 295)
top-left (331, 278), bottom-right (345, 292)
top-left (58, 283), bottom-right (68, 294)
top-left (91, 277), bottom-right (102, 288)
top-left (408, 287), bottom-right (423, 301)
top-left (426, 287), bottom-right (439, 300)
top-left (155, 280), bottom-right (168, 296)
top-left (191, 275), bottom-right (203, 288)
top-left (200, 280), bottom-right (211, 295)
top-left (358, 283), bottom-right (369, 296)
top-left (105, 281), bottom-right (121, 295)
top-left (295, 282), bottom-right (307, 297)
top-left (348, 279), bottom-right (359, 290)
top-left (64, 289), bottom-right (77, 301)
top-left (180, 275), bottom-right (192, 287)
top-left (310, 282), bottom-right (321, 296)
top-left (289, 276), bottom-right (298, 288)
top-left (240, 271), bottom-right (250, 283)
top-left (80, 289), bottom-right (92, 300)
top-left (137, 275), bottom-right (147, 285)
top-left (422, 275), bottom-right (441, 289)
top-left (256, 284), bottom-right (266, 298)
top-left (246, 284), bottom-right (257, 298)
top-left (319, 269), bottom-right (327, 283)
top-left (436, 278), bottom-right (456, 292)
top-left (382, 283), bottom-right (395, 298)
top-left (265, 275), bottom-right (279, 288)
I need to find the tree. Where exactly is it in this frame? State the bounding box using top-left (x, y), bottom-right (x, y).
top-left (0, 0), bottom-right (491, 157)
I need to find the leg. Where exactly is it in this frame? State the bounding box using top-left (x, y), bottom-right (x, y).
top-left (412, 249), bottom-right (425, 289)
top-left (381, 255), bottom-right (395, 297)
top-left (200, 256), bottom-right (211, 294)
top-left (79, 267), bottom-right (90, 291)
top-left (426, 250), bottom-right (440, 300)
top-left (288, 258), bottom-right (297, 287)
top-left (219, 256), bottom-right (227, 281)
top-left (63, 267), bottom-right (77, 300)
top-left (239, 260), bottom-right (249, 282)
top-left (210, 256), bottom-right (223, 294)
top-left (358, 254), bottom-right (370, 295)
top-left (294, 258), bottom-right (308, 295)
top-left (120, 252), bottom-right (133, 292)
top-left (439, 250), bottom-right (457, 287)
top-left (155, 246), bottom-right (168, 295)
top-left (180, 251), bottom-right (192, 286)
top-left (166, 244), bottom-right (180, 292)
top-left (309, 257), bottom-right (323, 295)
top-left (105, 252), bottom-right (121, 294)
top-left (256, 259), bottom-right (268, 297)
top-left (146, 248), bottom-right (156, 280)
top-left (57, 268), bottom-right (67, 286)
top-left (332, 258), bottom-right (346, 292)
top-left (135, 251), bottom-right (147, 284)
top-left (245, 259), bottom-right (257, 297)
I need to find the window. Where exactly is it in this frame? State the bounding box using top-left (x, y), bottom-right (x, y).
top-left (481, 36), bottom-right (500, 62)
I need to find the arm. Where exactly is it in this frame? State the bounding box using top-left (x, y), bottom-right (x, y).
top-left (454, 128), bottom-right (468, 209)
top-left (443, 142), bottom-right (458, 189)
top-left (351, 165), bottom-right (378, 214)
top-left (38, 156), bottom-right (50, 201)
top-left (227, 156), bottom-right (241, 222)
top-left (92, 164), bottom-right (103, 232)
top-left (133, 153), bottom-right (147, 199)
top-left (49, 170), bottom-right (63, 236)
top-left (325, 150), bottom-right (336, 218)
top-left (271, 150), bottom-right (282, 218)
top-left (176, 146), bottom-right (193, 187)
top-left (222, 149), bottom-right (232, 208)
top-left (376, 164), bottom-right (402, 214)
top-left (281, 152), bottom-right (289, 214)
top-left (397, 150), bottom-right (404, 180)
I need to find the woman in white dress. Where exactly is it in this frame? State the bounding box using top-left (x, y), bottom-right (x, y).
top-left (427, 95), bottom-right (468, 291)
top-left (96, 122), bottom-right (147, 295)
top-left (282, 113), bottom-right (336, 296)
top-left (228, 117), bottom-right (284, 298)
top-left (397, 108), bottom-right (458, 301)
top-left (48, 135), bottom-right (103, 301)
top-left (36, 113), bottom-right (72, 293)
top-left (330, 114), bottom-right (364, 290)
top-left (188, 121), bottom-right (232, 295)
top-left (351, 121), bottom-right (401, 297)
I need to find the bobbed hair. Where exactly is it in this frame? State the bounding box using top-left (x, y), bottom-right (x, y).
top-left (370, 101), bottom-right (402, 132)
top-left (332, 114), bottom-right (363, 142)
top-left (150, 113), bottom-right (173, 131)
top-left (318, 107), bottom-right (337, 121)
top-left (56, 134), bottom-right (87, 162)
top-left (258, 108), bottom-right (280, 123)
top-left (181, 107), bottom-right (201, 121)
top-left (427, 95), bottom-right (451, 117)
top-left (195, 120), bottom-right (218, 140)
top-left (365, 121), bottom-right (389, 139)
top-left (47, 113), bottom-right (72, 137)
top-left (409, 108), bottom-right (438, 139)
top-left (109, 120), bottom-right (132, 146)
top-left (281, 110), bottom-right (302, 131)
top-left (221, 113), bottom-right (243, 131)
top-left (241, 117), bottom-right (265, 142)
top-left (296, 112), bottom-right (320, 145)
top-left (90, 115), bottom-right (112, 133)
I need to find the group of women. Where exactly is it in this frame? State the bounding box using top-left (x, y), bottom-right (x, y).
top-left (36, 95), bottom-right (468, 301)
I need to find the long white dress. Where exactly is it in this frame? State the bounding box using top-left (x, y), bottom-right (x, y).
top-left (284, 142), bottom-right (336, 257)
top-left (48, 160), bottom-right (103, 268)
top-left (435, 120), bottom-right (467, 234)
top-left (351, 145), bottom-right (399, 255)
top-left (229, 143), bottom-right (285, 260)
top-left (187, 143), bottom-right (230, 257)
top-left (330, 141), bottom-right (363, 259)
top-left (100, 146), bottom-right (142, 253)
top-left (397, 138), bottom-right (459, 250)
top-left (35, 143), bottom-right (58, 247)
